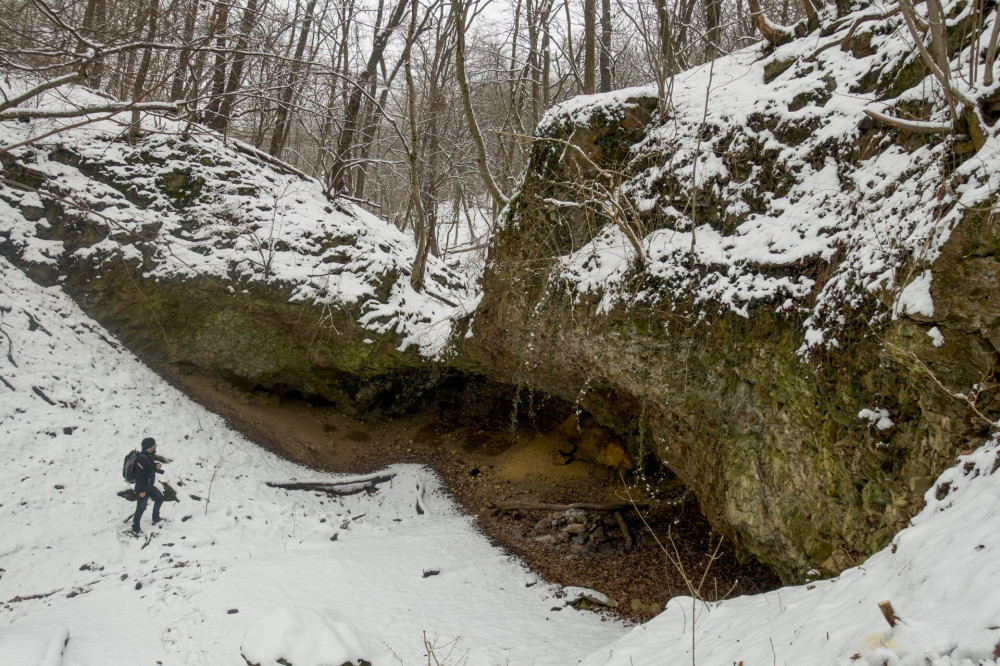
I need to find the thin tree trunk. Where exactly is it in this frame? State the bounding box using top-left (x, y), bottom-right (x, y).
top-left (509, 0), bottom-right (522, 113)
top-left (404, 0), bottom-right (429, 292)
top-left (352, 84), bottom-right (387, 199)
top-left (583, 0), bottom-right (595, 93)
top-left (215, 0), bottom-right (261, 131)
top-left (985, 5), bottom-right (1000, 86)
top-left (170, 0), bottom-right (198, 102)
top-left (599, 0), bottom-right (611, 91)
top-left (527, 0), bottom-right (540, 126)
top-left (129, 0), bottom-right (160, 141)
top-left (202, 0), bottom-right (232, 126)
top-left (705, 0), bottom-right (722, 60)
top-left (541, 4), bottom-right (551, 107)
top-left (81, 0), bottom-right (107, 88)
top-left (329, 0), bottom-right (410, 194)
top-left (654, 0), bottom-right (677, 83)
top-left (562, 0), bottom-right (583, 88)
top-left (270, 0), bottom-right (318, 157)
top-left (672, 0), bottom-right (698, 68)
top-left (451, 0), bottom-right (508, 207)
top-left (735, 0), bottom-right (754, 43)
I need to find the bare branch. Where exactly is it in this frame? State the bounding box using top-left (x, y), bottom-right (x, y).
top-left (0, 72), bottom-right (84, 113)
top-left (863, 108), bottom-right (955, 135)
top-left (0, 101), bottom-right (179, 121)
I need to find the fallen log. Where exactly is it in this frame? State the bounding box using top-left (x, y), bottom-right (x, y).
top-left (267, 472), bottom-right (396, 497)
top-left (488, 501), bottom-right (651, 517)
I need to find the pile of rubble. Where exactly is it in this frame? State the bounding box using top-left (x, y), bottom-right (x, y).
top-left (529, 509), bottom-right (623, 557)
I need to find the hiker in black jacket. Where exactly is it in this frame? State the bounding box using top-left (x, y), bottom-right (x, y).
top-left (132, 437), bottom-right (164, 534)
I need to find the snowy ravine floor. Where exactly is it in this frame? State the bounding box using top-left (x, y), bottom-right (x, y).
top-left (0, 255), bottom-right (625, 665)
top-left (3, 250), bottom-right (1000, 666)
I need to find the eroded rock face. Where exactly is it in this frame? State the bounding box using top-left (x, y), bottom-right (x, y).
top-left (58, 266), bottom-right (442, 417)
top-left (469, 88), bottom-right (1000, 582)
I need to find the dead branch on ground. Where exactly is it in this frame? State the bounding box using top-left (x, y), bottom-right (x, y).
top-left (268, 472), bottom-right (397, 497)
top-left (489, 500), bottom-right (652, 516)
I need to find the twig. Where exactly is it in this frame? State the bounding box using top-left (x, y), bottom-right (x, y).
top-left (623, 482), bottom-right (726, 666)
top-left (881, 338), bottom-right (996, 427)
top-left (613, 510), bottom-right (633, 549)
top-left (877, 600), bottom-right (898, 627)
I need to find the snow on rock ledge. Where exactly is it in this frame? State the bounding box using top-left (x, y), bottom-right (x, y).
top-left (0, 79), bottom-right (473, 361)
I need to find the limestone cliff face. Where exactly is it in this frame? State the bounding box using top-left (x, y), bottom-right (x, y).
top-left (468, 34), bottom-right (1000, 580)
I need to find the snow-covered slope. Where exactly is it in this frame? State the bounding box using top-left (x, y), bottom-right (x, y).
top-left (0, 255), bottom-right (623, 665)
top-left (0, 79), bottom-right (474, 358)
top-left (530, 1), bottom-right (1000, 350)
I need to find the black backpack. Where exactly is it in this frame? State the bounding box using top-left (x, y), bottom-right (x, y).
top-left (123, 450), bottom-right (139, 484)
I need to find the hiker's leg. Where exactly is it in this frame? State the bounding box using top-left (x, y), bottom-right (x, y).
top-left (150, 486), bottom-right (164, 521)
top-left (133, 494), bottom-right (148, 531)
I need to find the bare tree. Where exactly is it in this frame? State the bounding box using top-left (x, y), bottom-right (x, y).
top-left (599, 0), bottom-right (611, 92)
top-left (404, 0), bottom-right (431, 291)
top-left (127, 0), bottom-right (161, 142)
top-left (214, 0), bottom-right (261, 132)
top-left (705, 0), bottom-right (721, 60)
top-left (201, 0), bottom-right (232, 126)
top-left (169, 0), bottom-right (198, 102)
top-left (583, 0), bottom-right (595, 93)
top-left (329, 0), bottom-right (410, 194)
top-left (270, 0), bottom-right (318, 157)
top-left (452, 0), bottom-right (509, 207)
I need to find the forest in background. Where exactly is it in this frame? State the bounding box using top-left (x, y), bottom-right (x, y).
top-left (0, 0), bottom-right (813, 282)
top-left (3, 0), bottom-right (998, 289)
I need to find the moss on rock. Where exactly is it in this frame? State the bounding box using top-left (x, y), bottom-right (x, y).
top-left (469, 85), bottom-right (1000, 582)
